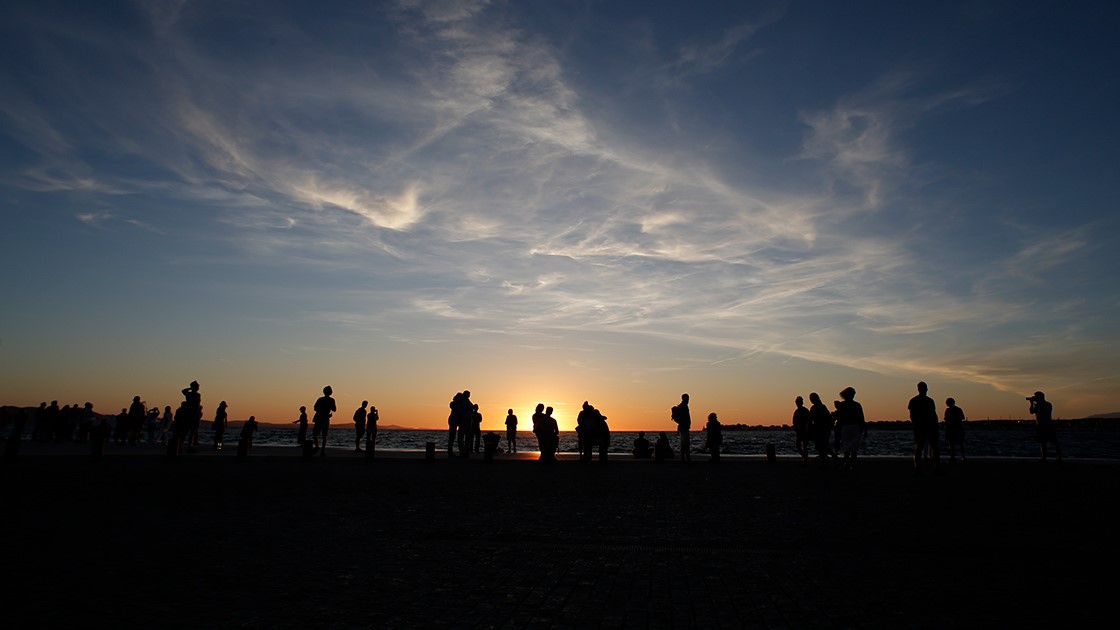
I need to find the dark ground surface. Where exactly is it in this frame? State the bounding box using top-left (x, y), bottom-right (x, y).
top-left (3, 446), bottom-right (1116, 628)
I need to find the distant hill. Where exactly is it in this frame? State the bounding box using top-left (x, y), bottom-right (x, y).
top-left (1086, 412), bottom-right (1120, 419)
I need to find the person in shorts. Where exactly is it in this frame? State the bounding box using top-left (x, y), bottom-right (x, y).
top-left (908, 381), bottom-right (940, 475)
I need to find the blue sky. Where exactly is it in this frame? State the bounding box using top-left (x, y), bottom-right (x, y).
top-left (1, 0), bottom-right (1117, 426)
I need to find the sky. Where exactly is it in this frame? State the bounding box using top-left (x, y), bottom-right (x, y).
top-left (1, 0), bottom-right (1118, 429)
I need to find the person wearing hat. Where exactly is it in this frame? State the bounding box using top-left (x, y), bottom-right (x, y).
top-left (1028, 391), bottom-right (1062, 463)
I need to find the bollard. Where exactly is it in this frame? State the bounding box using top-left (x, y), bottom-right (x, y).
top-left (301, 440), bottom-right (315, 461)
top-left (766, 443), bottom-right (776, 464)
top-left (425, 441), bottom-right (436, 461)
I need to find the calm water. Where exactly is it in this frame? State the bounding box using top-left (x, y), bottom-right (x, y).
top-left (248, 426), bottom-right (1120, 459)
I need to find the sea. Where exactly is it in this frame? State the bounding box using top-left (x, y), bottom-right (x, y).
top-left (246, 426), bottom-right (1120, 459)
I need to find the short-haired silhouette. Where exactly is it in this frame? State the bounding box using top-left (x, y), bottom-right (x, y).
top-left (294, 406), bottom-right (309, 446)
top-left (1028, 391), bottom-right (1062, 463)
top-left (908, 381), bottom-right (940, 475)
top-left (505, 409), bottom-right (518, 454)
top-left (632, 431), bottom-right (653, 458)
top-left (671, 394), bottom-right (691, 462)
top-left (705, 413), bottom-right (723, 463)
top-left (353, 401), bottom-right (368, 453)
top-left (944, 398), bottom-right (966, 461)
top-left (312, 386), bottom-right (336, 456)
top-left (792, 396), bottom-right (811, 465)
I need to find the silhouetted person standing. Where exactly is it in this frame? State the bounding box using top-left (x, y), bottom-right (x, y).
top-left (353, 401), bottom-right (368, 452)
top-left (471, 404), bottom-right (482, 453)
top-left (544, 406), bottom-right (560, 460)
top-left (672, 394), bottom-right (691, 462)
top-left (213, 401), bottom-right (228, 451)
top-left (238, 415), bottom-right (258, 459)
top-left (1029, 391), bottom-right (1061, 463)
top-left (313, 386), bottom-right (336, 456)
top-left (294, 406), bottom-right (308, 445)
top-left (809, 393), bottom-right (835, 464)
top-left (944, 398), bottom-right (966, 461)
top-left (181, 381), bottom-right (202, 453)
top-left (589, 403), bottom-right (609, 463)
top-left (366, 405), bottom-right (379, 458)
top-left (505, 409), bottom-right (518, 454)
top-left (705, 413), bottom-right (723, 463)
top-left (576, 401), bottom-right (595, 462)
top-left (908, 381), bottom-right (940, 475)
top-left (792, 396), bottom-right (811, 465)
top-left (835, 387), bottom-right (866, 471)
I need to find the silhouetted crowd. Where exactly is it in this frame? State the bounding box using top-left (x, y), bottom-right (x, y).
top-left (2, 380), bottom-right (1064, 467)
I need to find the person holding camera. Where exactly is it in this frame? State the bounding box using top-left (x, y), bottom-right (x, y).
top-left (1028, 391), bottom-right (1062, 463)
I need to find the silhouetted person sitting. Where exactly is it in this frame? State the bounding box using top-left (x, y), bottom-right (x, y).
top-left (312, 385), bottom-right (336, 456)
top-left (1028, 391), bottom-right (1062, 463)
top-left (632, 431), bottom-right (653, 458)
top-left (482, 431), bottom-right (501, 462)
top-left (908, 381), bottom-right (940, 476)
top-left (672, 393), bottom-right (691, 462)
top-left (654, 431), bottom-right (674, 462)
top-left (705, 413), bottom-right (723, 463)
top-left (944, 398), bottom-right (966, 461)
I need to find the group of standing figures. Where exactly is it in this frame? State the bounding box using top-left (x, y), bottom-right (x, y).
top-left (292, 386), bottom-right (380, 457)
top-left (786, 387), bottom-right (868, 472)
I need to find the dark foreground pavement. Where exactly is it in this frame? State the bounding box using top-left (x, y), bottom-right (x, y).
top-left (3, 450), bottom-right (1116, 628)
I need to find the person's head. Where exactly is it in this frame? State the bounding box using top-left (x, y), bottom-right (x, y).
top-left (361, 400), bottom-right (368, 408)
top-left (583, 401), bottom-right (590, 409)
top-left (463, 390), bottom-right (471, 397)
top-left (681, 393), bottom-right (689, 403)
top-left (840, 387), bottom-right (856, 401)
top-left (85, 402), bottom-right (93, 410)
top-left (507, 408), bottom-right (513, 414)
top-left (659, 431), bottom-right (668, 440)
top-left (545, 406), bottom-right (553, 415)
top-left (190, 381), bottom-right (199, 391)
top-left (708, 412), bottom-right (718, 422)
top-left (299, 405), bottom-right (306, 412)
top-left (249, 415), bottom-right (255, 422)
top-left (946, 397), bottom-right (956, 406)
top-left (809, 392), bottom-right (821, 405)
top-left (165, 405), bottom-right (171, 413)
top-left (133, 395), bottom-right (141, 402)
top-left (795, 395), bottom-right (804, 407)
top-left (917, 381), bottom-right (928, 394)
top-left (1033, 390), bottom-right (1046, 401)
top-left (219, 400), bottom-right (226, 407)
top-left (323, 385), bottom-right (333, 395)
top-left (638, 431), bottom-right (645, 438)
